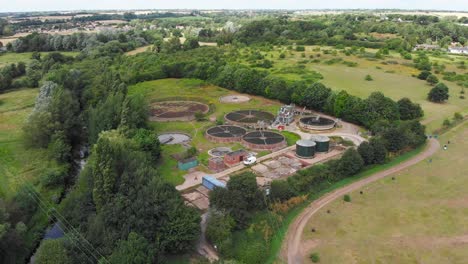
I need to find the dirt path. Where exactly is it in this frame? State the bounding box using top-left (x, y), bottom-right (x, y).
top-left (282, 138), bottom-right (440, 264)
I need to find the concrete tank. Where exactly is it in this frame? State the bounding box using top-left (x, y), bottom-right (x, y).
top-left (296, 139), bottom-right (316, 158)
top-left (310, 135), bottom-right (330, 152)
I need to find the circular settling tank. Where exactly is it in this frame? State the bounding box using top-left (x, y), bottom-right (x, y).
top-left (150, 101), bottom-right (209, 122)
top-left (158, 133), bottom-right (191, 145)
top-left (309, 135), bottom-right (330, 152)
top-left (296, 139), bottom-right (316, 158)
top-left (225, 110), bottom-right (275, 126)
top-left (299, 115), bottom-right (336, 131)
top-left (242, 131), bottom-right (287, 151)
top-left (208, 147), bottom-right (233, 157)
top-left (205, 125), bottom-right (247, 143)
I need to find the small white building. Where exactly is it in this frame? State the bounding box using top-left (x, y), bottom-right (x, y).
top-left (448, 46), bottom-right (468, 55)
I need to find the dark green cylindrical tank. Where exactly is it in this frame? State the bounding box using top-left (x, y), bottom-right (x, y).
top-left (310, 135), bottom-right (330, 152)
top-left (296, 139), bottom-right (316, 158)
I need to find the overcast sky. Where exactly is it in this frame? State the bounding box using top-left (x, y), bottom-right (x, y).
top-left (1, 0), bottom-right (467, 13)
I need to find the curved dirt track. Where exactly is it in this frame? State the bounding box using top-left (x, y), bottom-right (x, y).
top-left (282, 138), bottom-right (440, 264)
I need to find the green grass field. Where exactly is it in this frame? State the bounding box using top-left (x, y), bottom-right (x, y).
top-left (0, 51), bottom-right (80, 68)
top-left (302, 121), bottom-right (468, 263)
top-left (129, 78), bottom-right (283, 184)
top-left (240, 46), bottom-right (467, 132)
top-left (0, 88), bottom-right (53, 198)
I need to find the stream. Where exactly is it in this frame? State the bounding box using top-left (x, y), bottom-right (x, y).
top-left (29, 145), bottom-right (88, 263)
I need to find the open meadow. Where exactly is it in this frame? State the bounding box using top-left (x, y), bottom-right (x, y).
top-left (301, 121), bottom-right (468, 263)
top-left (0, 89), bottom-right (53, 198)
top-left (240, 45), bottom-right (467, 132)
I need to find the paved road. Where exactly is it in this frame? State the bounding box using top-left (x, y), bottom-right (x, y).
top-left (282, 138), bottom-right (440, 264)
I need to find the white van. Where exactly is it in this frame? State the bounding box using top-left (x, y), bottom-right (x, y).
top-left (243, 156), bottom-right (257, 165)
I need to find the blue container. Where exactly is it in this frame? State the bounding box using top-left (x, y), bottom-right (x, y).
top-left (202, 176), bottom-right (226, 190)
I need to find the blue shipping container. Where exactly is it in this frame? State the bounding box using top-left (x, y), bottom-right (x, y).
top-left (202, 176), bottom-right (226, 190)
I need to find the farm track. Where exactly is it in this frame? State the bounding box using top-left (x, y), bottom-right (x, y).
top-left (282, 138), bottom-right (440, 264)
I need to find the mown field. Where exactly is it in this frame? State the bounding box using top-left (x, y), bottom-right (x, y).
top-left (0, 89), bottom-right (51, 198)
top-left (240, 45), bottom-right (467, 132)
top-left (128, 78), bottom-right (286, 185)
top-left (0, 51), bottom-right (80, 68)
top-left (302, 121), bottom-right (468, 263)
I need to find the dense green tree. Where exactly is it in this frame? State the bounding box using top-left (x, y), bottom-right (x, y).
top-left (183, 37), bottom-right (200, 50)
top-left (295, 82), bottom-right (331, 111)
top-left (357, 142), bottom-right (374, 165)
top-left (132, 129), bottom-right (161, 161)
top-left (369, 138), bottom-right (387, 164)
top-left (210, 172), bottom-right (265, 227)
top-left (334, 148), bottom-right (364, 178)
top-left (35, 239), bottom-right (71, 264)
top-left (162, 37), bottom-right (182, 53)
top-left (397, 97), bottom-right (424, 120)
top-left (108, 232), bottom-right (154, 264)
top-left (270, 180), bottom-right (296, 201)
top-left (206, 211), bottom-right (236, 245)
top-left (428, 83), bottom-right (449, 103)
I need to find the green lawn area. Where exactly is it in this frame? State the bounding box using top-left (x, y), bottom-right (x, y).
top-left (240, 46), bottom-right (467, 132)
top-left (302, 121), bottom-right (468, 263)
top-left (129, 78), bottom-right (283, 185)
top-left (0, 88), bottom-right (52, 198)
top-left (0, 51), bottom-right (80, 68)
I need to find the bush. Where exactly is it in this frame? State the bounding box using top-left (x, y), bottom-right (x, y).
top-left (279, 53), bottom-right (286, 59)
top-left (365, 74), bottom-right (373, 81)
top-left (343, 194), bottom-right (351, 202)
top-left (40, 166), bottom-right (68, 187)
top-left (426, 74), bottom-right (439, 85)
top-left (310, 252), bottom-right (320, 263)
top-left (296, 46), bottom-right (305, 52)
top-left (418, 70), bottom-right (431, 80)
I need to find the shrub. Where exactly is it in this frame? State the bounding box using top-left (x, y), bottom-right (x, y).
top-left (418, 70), bottom-right (431, 80)
top-left (426, 74), bottom-right (439, 85)
top-left (365, 74), bottom-right (373, 81)
top-left (310, 252), bottom-right (320, 263)
top-left (279, 53), bottom-right (286, 59)
top-left (296, 46), bottom-right (305, 52)
top-left (343, 194), bottom-right (351, 202)
top-left (40, 166), bottom-right (68, 187)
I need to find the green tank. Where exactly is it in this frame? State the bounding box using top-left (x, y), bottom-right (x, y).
top-left (310, 135), bottom-right (330, 152)
top-left (296, 139), bottom-right (316, 158)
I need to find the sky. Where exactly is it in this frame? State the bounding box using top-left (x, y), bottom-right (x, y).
top-left (1, 0), bottom-right (467, 13)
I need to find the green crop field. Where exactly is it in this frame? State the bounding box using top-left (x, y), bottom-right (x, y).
top-left (128, 78), bottom-right (283, 184)
top-left (0, 88), bottom-right (52, 198)
top-left (240, 46), bottom-right (468, 132)
top-left (0, 51), bottom-right (80, 68)
top-left (302, 121), bottom-right (468, 263)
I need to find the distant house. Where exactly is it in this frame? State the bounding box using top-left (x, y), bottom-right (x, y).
top-left (448, 46), bottom-right (468, 55)
top-left (413, 44), bottom-right (440, 51)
